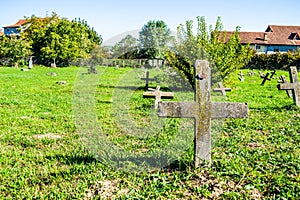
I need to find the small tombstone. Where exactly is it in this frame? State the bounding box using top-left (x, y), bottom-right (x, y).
top-left (259, 71), bottom-right (265, 78)
top-left (269, 70), bottom-right (276, 79)
top-left (141, 71), bottom-right (154, 89)
top-left (238, 71), bottom-right (245, 82)
top-left (88, 65), bottom-right (98, 74)
top-left (213, 82), bottom-right (231, 96)
top-left (28, 56), bottom-right (33, 69)
top-left (56, 81), bottom-right (66, 85)
top-left (248, 69), bottom-right (255, 76)
top-left (47, 72), bottom-right (57, 77)
top-left (143, 86), bottom-right (174, 109)
top-left (261, 72), bottom-right (271, 85)
top-left (277, 66), bottom-right (300, 106)
top-left (21, 68), bottom-right (29, 71)
top-left (158, 60), bottom-right (248, 167)
top-left (278, 75), bottom-right (292, 98)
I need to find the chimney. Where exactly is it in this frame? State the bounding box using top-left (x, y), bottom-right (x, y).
top-left (264, 33), bottom-right (268, 41)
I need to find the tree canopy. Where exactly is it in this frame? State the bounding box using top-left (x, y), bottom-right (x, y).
top-left (138, 20), bottom-right (173, 59)
top-left (22, 12), bottom-right (103, 67)
top-left (166, 16), bottom-right (253, 86)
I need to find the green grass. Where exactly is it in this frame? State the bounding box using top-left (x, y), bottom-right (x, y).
top-left (0, 66), bottom-right (299, 199)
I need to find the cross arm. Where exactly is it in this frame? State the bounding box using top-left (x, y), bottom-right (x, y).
top-left (211, 102), bottom-right (248, 119)
top-left (158, 102), bottom-right (198, 118)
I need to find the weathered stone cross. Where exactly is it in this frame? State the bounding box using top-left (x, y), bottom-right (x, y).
top-left (277, 66), bottom-right (300, 106)
top-left (158, 60), bottom-right (248, 167)
top-left (141, 71), bottom-right (154, 89)
top-left (213, 82), bottom-right (231, 96)
top-left (143, 86), bottom-right (174, 109)
top-left (261, 70), bottom-right (276, 85)
top-left (278, 75), bottom-right (292, 98)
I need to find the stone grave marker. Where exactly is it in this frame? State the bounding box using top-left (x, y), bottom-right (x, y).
top-left (278, 75), bottom-right (292, 98)
top-left (141, 71), bottom-right (154, 89)
top-left (158, 60), bottom-right (248, 167)
top-left (259, 71), bottom-right (265, 78)
top-left (269, 70), bottom-right (276, 79)
top-left (238, 71), bottom-right (245, 82)
top-left (143, 86), bottom-right (174, 109)
top-left (277, 66), bottom-right (300, 106)
top-left (28, 56), bottom-right (33, 69)
top-left (213, 82), bottom-right (231, 96)
top-left (88, 65), bottom-right (98, 74)
top-left (261, 72), bottom-right (271, 85)
top-left (248, 69), bottom-right (255, 76)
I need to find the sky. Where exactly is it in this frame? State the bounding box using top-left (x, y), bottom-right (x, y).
top-left (1, 0), bottom-right (300, 45)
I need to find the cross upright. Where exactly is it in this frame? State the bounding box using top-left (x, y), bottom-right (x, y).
top-left (277, 66), bottom-right (300, 106)
top-left (158, 60), bottom-right (248, 167)
top-left (213, 82), bottom-right (231, 96)
top-left (143, 86), bottom-right (174, 109)
top-left (141, 71), bottom-right (154, 89)
top-left (278, 75), bottom-right (292, 98)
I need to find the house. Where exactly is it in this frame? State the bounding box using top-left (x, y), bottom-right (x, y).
top-left (3, 19), bottom-right (29, 36)
top-left (222, 25), bottom-right (300, 54)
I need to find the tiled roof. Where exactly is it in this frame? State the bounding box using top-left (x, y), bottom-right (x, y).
top-left (3, 19), bottom-right (28, 28)
top-left (0, 32), bottom-right (3, 36)
top-left (219, 25), bottom-right (300, 46)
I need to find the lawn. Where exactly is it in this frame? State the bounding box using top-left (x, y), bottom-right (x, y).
top-left (0, 65), bottom-right (299, 199)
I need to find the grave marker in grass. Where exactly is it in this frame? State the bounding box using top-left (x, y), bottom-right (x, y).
top-left (158, 60), bottom-right (248, 167)
top-left (141, 71), bottom-right (154, 89)
top-left (143, 86), bottom-right (174, 109)
top-left (277, 66), bottom-right (300, 106)
top-left (238, 70), bottom-right (245, 82)
top-left (278, 75), bottom-right (292, 98)
top-left (213, 82), bottom-right (231, 96)
top-left (260, 70), bottom-right (276, 86)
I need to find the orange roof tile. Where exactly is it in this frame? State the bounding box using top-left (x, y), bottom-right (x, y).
top-left (218, 25), bottom-right (300, 46)
top-left (0, 32), bottom-right (3, 36)
top-left (3, 19), bottom-right (28, 28)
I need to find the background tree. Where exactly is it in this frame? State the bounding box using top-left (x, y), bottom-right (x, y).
top-left (23, 12), bottom-right (102, 67)
top-left (111, 34), bottom-right (138, 58)
top-left (166, 16), bottom-right (253, 86)
top-left (0, 35), bottom-right (32, 67)
top-left (139, 20), bottom-right (173, 59)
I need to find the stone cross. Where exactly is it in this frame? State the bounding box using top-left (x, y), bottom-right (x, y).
top-left (277, 66), bottom-right (300, 106)
top-left (278, 75), bottom-right (292, 98)
top-left (261, 72), bottom-right (271, 85)
top-left (270, 70), bottom-right (276, 79)
top-left (158, 60), bottom-right (248, 167)
top-left (213, 82), bottom-right (231, 96)
top-left (143, 86), bottom-right (174, 109)
top-left (88, 65), bottom-right (97, 74)
top-left (141, 71), bottom-right (154, 89)
top-left (248, 69), bottom-right (255, 76)
top-left (238, 71), bottom-right (245, 82)
top-left (28, 56), bottom-right (33, 69)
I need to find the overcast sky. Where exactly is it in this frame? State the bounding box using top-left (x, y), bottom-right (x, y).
top-left (1, 0), bottom-right (299, 44)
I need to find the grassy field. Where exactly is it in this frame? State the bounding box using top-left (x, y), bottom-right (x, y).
top-left (0, 66), bottom-right (299, 199)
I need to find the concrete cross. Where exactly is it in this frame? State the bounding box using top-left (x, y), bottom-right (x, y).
top-left (213, 82), bottom-right (231, 96)
top-left (158, 60), bottom-right (248, 167)
top-left (143, 86), bottom-right (174, 109)
top-left (141, 71), bottom-right (154, 89)
top-left (277, 66), bottom-right (300, 106)
top-left (278, 75), bottom-right (292, 98)
top-left (238, 71), bottom-right (245, 82)
top-left (261, 72), bottom-right (271, 85)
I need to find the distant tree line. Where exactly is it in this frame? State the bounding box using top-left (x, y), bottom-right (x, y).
top-left (0, 12), bottom-right (104, 67)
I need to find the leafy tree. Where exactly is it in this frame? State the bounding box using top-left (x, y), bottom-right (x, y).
top-left (139, 20), bottom-right (173, 59)
top-left (111, 34), bottom-right (138, 58)
top-left (166, 16), bottom-right (253, 86)
top-left (0, 35), bottom-right (32, 67)
top-left (23, 12), bottom-right (102, 67)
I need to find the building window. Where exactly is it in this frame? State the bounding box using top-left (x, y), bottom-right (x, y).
top-left (256, 45), bottom-right (261, 50)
